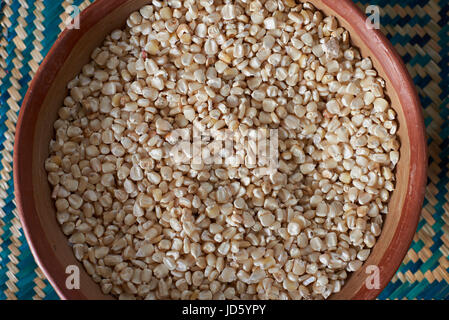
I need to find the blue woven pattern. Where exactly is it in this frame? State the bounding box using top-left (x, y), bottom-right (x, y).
top-left (0, 0), bottom-right (90, 300)
top-left (0, 0), bottom-right (448, 300)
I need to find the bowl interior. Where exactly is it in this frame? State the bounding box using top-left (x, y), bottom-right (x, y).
top-left (16, 0), bottom-right (425, 300)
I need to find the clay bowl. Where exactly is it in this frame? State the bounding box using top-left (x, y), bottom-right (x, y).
top-left (14, 0), bottom-right (427, 300)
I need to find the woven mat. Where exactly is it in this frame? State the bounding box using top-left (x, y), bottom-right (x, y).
top-left (0, 0), bottom-right (448, 300)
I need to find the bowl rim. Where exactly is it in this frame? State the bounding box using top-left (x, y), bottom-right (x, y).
top-left (13, 0), bottom-right (427, 300)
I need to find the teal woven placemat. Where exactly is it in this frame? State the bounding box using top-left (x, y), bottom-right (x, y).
top-left (0, 0), bottom-right (448, 300)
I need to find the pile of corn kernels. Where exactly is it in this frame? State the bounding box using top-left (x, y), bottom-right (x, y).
top-left (45, 0), bottom-right (400, 300)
